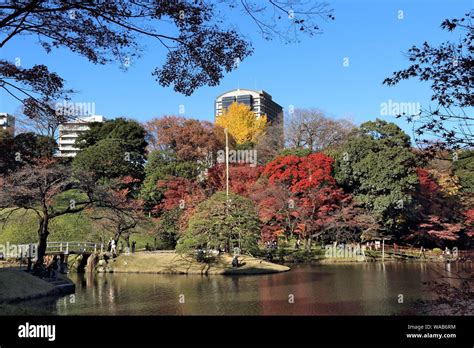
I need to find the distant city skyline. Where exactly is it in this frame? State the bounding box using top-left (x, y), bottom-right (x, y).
top-left (0, 0), bottom-right (470, 142)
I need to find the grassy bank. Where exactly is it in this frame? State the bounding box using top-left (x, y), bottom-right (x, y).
top-left (101, 251), bottom-right (290, 275)
top-left (0, 207), bottom-right (157, 249)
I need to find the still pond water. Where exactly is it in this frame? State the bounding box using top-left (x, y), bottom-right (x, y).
top-left (15, 262), bottom-right (472, 315)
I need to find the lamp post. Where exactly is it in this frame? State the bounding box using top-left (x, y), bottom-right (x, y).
top-left (382, 238), bottom-right (385, 262)
top-left (224, 128), bottom-right (230, 252)
top-left (224, 128), bottom-right (229, 199)
top-left (224, 128), bottom-right (241, 255)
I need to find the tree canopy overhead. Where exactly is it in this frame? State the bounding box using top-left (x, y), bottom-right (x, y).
top-left (0, 1), bottom-right (334, 96)
top-left (0, 61), bottom-right (71, 138)
top-left (383, 12), bottom-right (473, 150)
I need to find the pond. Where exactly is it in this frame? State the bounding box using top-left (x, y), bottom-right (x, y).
top-left (9, 262), bottom-right (472, 315)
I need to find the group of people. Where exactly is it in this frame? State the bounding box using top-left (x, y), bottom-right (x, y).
top-left (29, 255), bottom-right (67, 279)
top-left (264, 239), bottom-right (278, 250)
top-left (364, 241), bottom-right (381, 251)
top-left (106, 239), bottom-right (136, 256)
top-left (107, 239), bottom-right (117, 256)
top-left (194, 247), bottom-right (240, 267)
top-left (264, 239), bottom-right (278, 261)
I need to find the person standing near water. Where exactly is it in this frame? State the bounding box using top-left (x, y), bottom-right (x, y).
top-left (111, 239), bottom-right (116, 256)
top-left (50, 256), bottom-right (59, 280)
top-left (232, 255), bottom-right (239, 267)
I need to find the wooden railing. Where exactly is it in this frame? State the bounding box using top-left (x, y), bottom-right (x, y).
top-left (46, 241), bottom-right (102, 254)
top-left (368, 244), bottom-right (473, 261)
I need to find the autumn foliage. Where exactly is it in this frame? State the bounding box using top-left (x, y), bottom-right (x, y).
top-left (464, 209), bottom-right (474, 238)
top-left (416, 168), bottom-right (440, 198)
top-left (250, 181), bottom-right (297, 241)
top-left (206, 164), bottom-right (261, 197)
top-left (263, 153), bottom-right (335, 192)
top-left (154, 176), bottom-right (206, 213)
top-left (255, 152), bottom-right (350, 246)
top-left (215, 102), bottom-right (267, 145)
top-left (403, 168), bottom-right (470, 247)
top-left (145, 115), bottom-right (225, 161)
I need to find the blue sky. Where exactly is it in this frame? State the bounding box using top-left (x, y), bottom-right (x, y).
top-left (0, 0), bottom-right (471, 138)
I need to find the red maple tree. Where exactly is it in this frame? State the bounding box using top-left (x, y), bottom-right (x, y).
top-left (151, 176), bottom-right (207, 235)
top-left (263, 153), bottom-right (335, 192)
top-left (260, 153), bottom-right (347, 247)
top-left (154, 176), bottom-right (206, 213)
top-left (405, 168), bottom-right (467, 247)
top-left (206, 164), bottom-right (261, 197)
top-left (463, 209), bottom-right (474, 239)
top-left (250, 181), bottom-right (299, 241)
top-left (416, 168), bottom-right (440, 198)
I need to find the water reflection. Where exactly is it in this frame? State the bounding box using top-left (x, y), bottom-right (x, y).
top-left (7, 262), bottom-right (472, 315)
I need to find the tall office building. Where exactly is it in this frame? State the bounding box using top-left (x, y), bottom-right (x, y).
top-left (215, 89), bottom-right (283, 123)
top-left (0, 113), bottom-right (15, 136)
top-left (56, 115), bottom-right (104, 157)
top-left (215, 89), bottom-right (284, 145)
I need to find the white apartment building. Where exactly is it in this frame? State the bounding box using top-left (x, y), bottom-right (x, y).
top-left (56, 115), bottom-right (104, 157)
top-left (0, 113), bottom-right (15, 136)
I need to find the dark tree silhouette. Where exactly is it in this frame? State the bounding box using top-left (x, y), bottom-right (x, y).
top-left (0, 61), bottom-right (71, 138)
top-left (383, 12), bottom-right (473, 150)
top-left (0, 0), bottom-right (333, 96)
top-left (236, 0), bottom-right (334, 42)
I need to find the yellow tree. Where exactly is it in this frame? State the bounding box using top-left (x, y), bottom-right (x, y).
top-left (429, 170), bottom-right (461, 196)
top-left (216, 102), bottom-right (267, 145)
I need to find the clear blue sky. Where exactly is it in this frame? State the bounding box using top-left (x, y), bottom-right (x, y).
top-left (0, 0), bottom-right (471, 138)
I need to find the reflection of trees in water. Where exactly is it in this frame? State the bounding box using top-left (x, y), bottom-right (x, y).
top-left (59, 272), bottom-right (254, 315)
top-left (178, 276), bottom-right (236, 315)
top-left (257, 266), bottom-right (303, 315)
top-left (257, 263), bottom-right (449, 315)
top-left (103, 274), bottom-right (186, 315)
top-left (52, 264), bottom-right (472, 315)
top-left (256, 265), bottom-right (360, 315)
top-left (417, 263), bottom-right (473, 315)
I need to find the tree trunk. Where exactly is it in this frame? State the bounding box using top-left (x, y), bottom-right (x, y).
top-left (113, 228), bottom-right (122, 244)
top-left (36, 216), bottom-right (49, 266)
top-left (306, 235), bottom-right (312, 251)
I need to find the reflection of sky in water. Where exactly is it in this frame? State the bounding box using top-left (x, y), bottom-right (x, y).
top-left (8, 263), bottom-right (472, 316)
